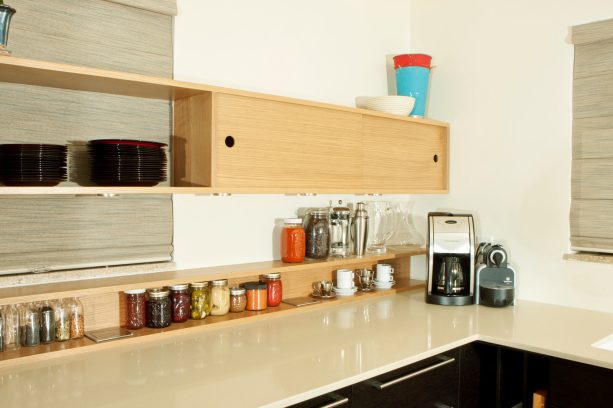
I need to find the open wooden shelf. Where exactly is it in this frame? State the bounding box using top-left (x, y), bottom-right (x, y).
top-left (0, 277), bottom-right (425, 369)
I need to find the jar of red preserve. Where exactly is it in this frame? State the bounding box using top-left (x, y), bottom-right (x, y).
top-left (281, 218), bottom-right (305, 263)
top-left (261, 273), bottom-right (282, 307)
top-left (169, 284), bottom-right (190, 323)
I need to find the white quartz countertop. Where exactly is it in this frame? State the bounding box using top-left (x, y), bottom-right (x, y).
top-left (0, 291), bottom-right (612, 407)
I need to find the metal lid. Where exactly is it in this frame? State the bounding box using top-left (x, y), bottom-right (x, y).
top-left (210, 279), bottom-right (228, 286)
top-left (147, 288), bottom-right (169, 298)
top-left (190, 281), bottom-right (209, 288)
top-left (169, 284), bottom-right (189, 291)
top-left (262, 272), bottom-right (281, 280)
top-left (284, 218), bottom-right (303, 224)
top-left (124, 289), bottom-right (146, 295)
top-left (230, 287), bottom-right (246, 295)
top-left (242, 281), bottom-right (267, 290)
top-left (332, 206), bottom-right (351, 214)
top-left (310, 209), bottom-right (329, 216)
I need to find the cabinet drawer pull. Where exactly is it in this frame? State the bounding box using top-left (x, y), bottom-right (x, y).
top-left (367, 356), bottom-right (456, 390)
top-left (316, 397), bottom-right (349, 408)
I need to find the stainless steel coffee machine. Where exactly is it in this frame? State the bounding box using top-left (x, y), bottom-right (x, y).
top-left (426, 212), bottom-right (475, 306)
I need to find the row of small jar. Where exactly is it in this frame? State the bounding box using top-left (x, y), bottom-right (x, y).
top-left (0, 298), bottom-right (84, 351)
top-left (125, 273), bottom-right (283, 330)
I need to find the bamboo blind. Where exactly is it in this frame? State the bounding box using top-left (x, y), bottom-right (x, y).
top-left (0, 0), bottom-right (174, 274)
top-left (570, 18), bottom-right (613, 252)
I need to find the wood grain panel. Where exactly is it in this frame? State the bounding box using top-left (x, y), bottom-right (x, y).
top-left (572, 158), bottom-right (613, 199)
top-left (573, 72), bottom-right (613, 119)
top-left (570, 199), bottom-right (613, 241)
top-left (571, 17), bottom-right (613, 45)
top-left (173, 93), bottom-right (214, 187)
top-left (81, 292), bottom-right (123, 331)
top-left (573, 116), bottom-right (613, 159)
top-left (574, 38), bottom-right (613, 79)
top-left (105, 0), bottom-right (177, 15)
top-left (214, 93), bottom-right (363, 189)
top-left (362, 115), bottom-right (448, 191)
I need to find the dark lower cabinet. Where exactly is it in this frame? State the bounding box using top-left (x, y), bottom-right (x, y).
top-left (287, 386), bottom-right (352, 408)
top-left (352, 348), bottom-right (459, 408)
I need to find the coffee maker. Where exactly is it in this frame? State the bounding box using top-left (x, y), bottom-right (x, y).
top-left (426, 212), bottom-right (475, 305)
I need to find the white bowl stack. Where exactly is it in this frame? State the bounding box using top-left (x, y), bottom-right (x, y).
top-left (355, 95), bottom-right (416, 116)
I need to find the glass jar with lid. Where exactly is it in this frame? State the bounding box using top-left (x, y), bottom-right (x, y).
top-left (190, 282), bottom-right (210, 320)
top-left (229, 287), bottom-right (247, 313)
top-left (209, 279), bottom-right (230, 316)
top-left (281, 218), bottom-right (305, 263)
top-left (169, 284), bottom-right (190, 323)
top-left (125, 289), bottom-right (147, 330)
top-left (305, 210), bottom-right (330, 259)
top-left (40, 300), bottom-right (55, 344)
top-left (2, 305), bottom-right (20, 350)
top-left (70, 298), bottom-right (85, 339)
top-left (243, 282), bottom-right (268, 311)
top-left (261, 273), bottom-right (283, 307)
top-left (54, 299), bottom-right (71, 341)
top-left (146, 289), bottom-right (172, 328)
top-left (19, 303), bottom-right (40, 347)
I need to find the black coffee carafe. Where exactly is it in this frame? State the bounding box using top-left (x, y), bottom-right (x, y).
top-left (436, 256), bottom-right (466, 295)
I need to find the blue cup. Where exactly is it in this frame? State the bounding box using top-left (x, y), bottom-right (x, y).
top-left (393, 54), bottom-right (432, 118)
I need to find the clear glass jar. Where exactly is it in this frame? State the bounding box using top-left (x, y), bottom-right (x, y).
top-left (19, 303), bottom-right (40, 347)
top-left (125, 289), bottom-right (147, 330)
top-left (229, 287), bottom-right (247, 313)
top-left (305, 210), bottom-right (330, 259)
top-left (2, 305), bottom-right (20, 350)
top-left (0, 307), bottom-right (4, 352)
top-left (169, 284), bottom-right (190, 323)
top-left (281, 218), bottom-right (305, 263)
top-left (190, 282), bottom-right (210, 320)
top-left (146, 289), bottom-right (172, 328)
top-left (40, 300), bottom-right (55, 344)
top-left (261, 273), bottom-right (283, 307)
top-left (70, 298), bottom-right (85, 339)
top-left (243, 282), bottom-right (268, 311)
top-left (54, 299), bottom-right (71, 342)
top-left (209, 279), bottom-right (230, 316)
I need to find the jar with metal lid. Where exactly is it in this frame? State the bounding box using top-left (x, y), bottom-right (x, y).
top-left (0, 308), bottom-right (4, 352)
top-left (281, 218), bottom-right (305, 263)
top-left (54, 299), bottom-right (71, 342)
top-left (40, 300), bottom-right (55, 344)
top-left (125, 289), bottom-right (147, 330)
top-left (169, 284), bottom-right (190, 323)
top-left (70, 297), bottom-right (85, 339)
top-left (261, 273), bottom-right (283, 307)
top-left (229, 287), bottom-right (247, 313)
top-left (243, 282), bottom-right (268, 311)
top-left (209, 279), bottom-right (230, 316)
top-left (2, 305), bottom-right (19, 350)
top-left (305, 210), bottom-right (330, 259)
top-left (190, 282), bottom-right (210, 319)
top-left (146, 289), bottom-right (171, 328)
top-left (19, 303), bottom-right (40, 347)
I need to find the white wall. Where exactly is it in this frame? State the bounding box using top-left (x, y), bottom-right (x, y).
top-left (409, 0), bottom-right (613, 312)
top-left (172, 0), bottom-right (414, 269)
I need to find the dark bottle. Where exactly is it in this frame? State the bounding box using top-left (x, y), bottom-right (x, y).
top-left (146, 289), bottom-right (171, 328)
top-left (305, 210), bottom-right (330, 259)
top-left (40, 301), bottom-right (55, 344)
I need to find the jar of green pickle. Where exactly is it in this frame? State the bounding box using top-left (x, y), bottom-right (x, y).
top-left (190, 282), bottom-right (210, 319)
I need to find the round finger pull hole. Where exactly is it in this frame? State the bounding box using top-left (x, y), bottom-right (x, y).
top-left (225, 135), bottom-right (235, 148)
top-left (433, 154), bottom-right (439, 163)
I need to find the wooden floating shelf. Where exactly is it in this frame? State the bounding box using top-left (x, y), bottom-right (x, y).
top-left (0, 247), bottom-right (426, 306)
top-left (0, 278), bottom-right (425, 369)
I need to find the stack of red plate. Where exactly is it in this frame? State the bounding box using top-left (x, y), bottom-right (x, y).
top-left (0, 144), bottom-right (67, 186)
top-left (87, 139), bottom-right (167, 186)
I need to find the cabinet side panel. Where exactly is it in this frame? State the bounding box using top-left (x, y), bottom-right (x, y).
top-left (362, 116), bottom-right (448, 192)
top-left (173, 93), bottom-right (213, 187)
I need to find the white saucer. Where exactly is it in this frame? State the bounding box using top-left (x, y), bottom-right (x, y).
top-left (333, 286), bottom-right (358, 296)
top-left (374, 280), bottom-right (396, 289)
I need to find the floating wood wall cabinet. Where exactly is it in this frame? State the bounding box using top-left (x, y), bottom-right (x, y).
top-left (0, 57), bottom-right (449, 195)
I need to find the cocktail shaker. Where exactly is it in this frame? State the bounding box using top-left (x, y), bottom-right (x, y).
top-left (353, 202), bottom-right (369, 256)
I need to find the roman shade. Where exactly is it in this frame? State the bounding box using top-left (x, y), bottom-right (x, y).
top-left (570, 17), bottom-right (613, 252)
top-left (0, 0), bottom-right (174, 274)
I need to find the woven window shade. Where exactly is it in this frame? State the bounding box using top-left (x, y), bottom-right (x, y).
top-left (570, 18), bottom-right (613, 252)
top-left (104, 0), bottom-right (177, 16)
top-left (0, 0), bottom-right (174, 275)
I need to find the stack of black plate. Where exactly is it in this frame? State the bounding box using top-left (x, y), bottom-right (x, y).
top-left (88, 139), bottom-right (167, 186)
top-left (0, 144), bottom-right (67, 186)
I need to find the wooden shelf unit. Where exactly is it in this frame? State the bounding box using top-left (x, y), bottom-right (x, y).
top-left (0, 56), bottom-right (450, 195)
top-left (0, 247), bottom-right (426, 368)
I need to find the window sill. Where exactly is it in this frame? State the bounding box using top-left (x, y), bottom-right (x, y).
top-left (563, 252), bottom-right (613, 265)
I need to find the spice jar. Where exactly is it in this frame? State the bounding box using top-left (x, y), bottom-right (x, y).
top-left (261, 273), bottom-right (283, 307)
top-left (125, 289), bottom-right (147, 330)
top-left (190, 282), bottom-right (210, 320)
top-left (21, 303), bottom-right (41, 347)
top-left (305, 210), bottom-right (330, 259)
top-left (209, 279), bottom-right (230, 316)
top-left (146, 289), bottom-right (172, 328)
top-left (243, 282), bottom-right (268, 311)
top-left (281, 218), bottom-right (305, 263)
top-left (70, 298), bottom-right (85, 339)
top-left (169, 284), bottom-right (190, 323)
top-left (229, 287), bottom-right (247, 313)
top-left (40, 300), bottom-right (55, 344)
top-left (2, 305), bottom-right (20, 350)
top-left (54, 299), bottom-right (71, 342)
top-left (0, 308), bottom-right (4, 352)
